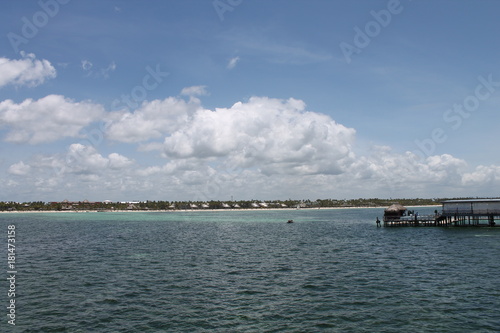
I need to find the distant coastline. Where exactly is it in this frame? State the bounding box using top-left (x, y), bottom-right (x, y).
top-left (0, 205), bottom-right (442, 214)
top-left (0, 197), bottom-right (464, 213)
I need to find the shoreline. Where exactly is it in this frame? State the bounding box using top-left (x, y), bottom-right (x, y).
top-left (0, 205), bottom-right (441, 214)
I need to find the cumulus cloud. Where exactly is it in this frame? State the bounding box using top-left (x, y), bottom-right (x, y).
top-left (108, 152), bottom-right (133, 169)
top-left (106, 97), bottom-right (200, 143)
top-left (0, 52), bottom-right (56, 88)
top-left (22, 144), bottom-right (134, 177)
top-left (162, 97), bottom-right (356, 175)
top-left (63, 144), bottom-right (133, 174)
top-left (106, 95), bottom-right (357, 178)
top-left (462, 165), bottom-right (500, 185)
top-left (65, 144), bottom-right (109, 173)
top-left (351, 149), bottom-right (467, 184)
top-left (4, 144), bottom-right (136, 198)
top-left (0, 95), bottom-right (105, 144)
top-left (338, 147), bottom-right (470, 197)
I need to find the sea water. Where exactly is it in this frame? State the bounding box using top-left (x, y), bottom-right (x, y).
top-left (0, 207), bottom-right (499, 332)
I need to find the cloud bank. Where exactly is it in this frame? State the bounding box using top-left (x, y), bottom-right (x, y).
top-left (3, 93), bottom-right (500, 200)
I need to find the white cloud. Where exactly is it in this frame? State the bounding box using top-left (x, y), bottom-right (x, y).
top-left (8, 161), bottom-right (31, 175)
top-left (338, 147), bottom-right (469, 197)
top-left (34, 144), bottom-right (133, 176)
top-left (55, 144), bottom-right (134, 177)
top-left (162, 97), bottom-right (356, 176)
top-left (65, 144), bottom-right (109, 173)
top-left (227, 56), bottom-right (240, 69)
top-left (5, 144), bottom-right (135, 199)
top-left (180, 85), bottom-right (208, 96)
top-left (0, 95), bottom-right (105, 144)
top-left (106, 97), bottom-right (200, 143)
top-left (462, 165), bottom-right (500, 185)
top-left (108, 152), bottom-right (133, 169)
top-left (0, 52), bottom-right (56, 88)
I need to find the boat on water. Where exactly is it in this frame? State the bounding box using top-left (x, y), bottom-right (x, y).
top-left (287, 219), bottom-right (294, 223)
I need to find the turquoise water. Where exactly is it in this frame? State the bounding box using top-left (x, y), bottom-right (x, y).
top-left (1, 207), bottom-right (499, 332)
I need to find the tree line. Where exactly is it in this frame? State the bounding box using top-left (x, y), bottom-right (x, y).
top-left (0, 197), bottom-right (487, 211)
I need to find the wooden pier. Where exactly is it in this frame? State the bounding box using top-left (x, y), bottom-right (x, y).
top-left (381, 199), bottom-right (500, 227)
top-left (383, 214), bottom-right (450, 227)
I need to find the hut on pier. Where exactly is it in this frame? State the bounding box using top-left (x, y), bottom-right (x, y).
top-left (383, 203), bottom-right (407, 222)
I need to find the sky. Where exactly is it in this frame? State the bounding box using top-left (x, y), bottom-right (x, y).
top-left (1, 0), bottom-right (500, 202)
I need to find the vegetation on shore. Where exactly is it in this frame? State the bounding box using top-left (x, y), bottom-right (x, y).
top-left (0, 197), bottom-right (489, 211)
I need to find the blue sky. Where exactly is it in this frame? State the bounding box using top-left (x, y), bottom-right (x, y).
top-left (1, 0), bottom-right (500, 202)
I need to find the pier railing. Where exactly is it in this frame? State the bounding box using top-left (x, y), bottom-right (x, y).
top-left (383, 214), bottom-right (449, 227)
top-left (442, 209), bottom-right (500, 216)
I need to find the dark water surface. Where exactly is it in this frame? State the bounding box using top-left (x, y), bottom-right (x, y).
top-left (1, 207), bottom-right (499, 332)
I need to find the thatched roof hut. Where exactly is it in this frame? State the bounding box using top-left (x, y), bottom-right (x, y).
top-left (384, 203), bottom-right (407, 213)
top-left (384, 204), bottom-right (407, 220)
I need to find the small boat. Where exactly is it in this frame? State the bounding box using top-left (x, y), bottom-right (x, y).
top-left (287, 219), bottom-right (294, 223)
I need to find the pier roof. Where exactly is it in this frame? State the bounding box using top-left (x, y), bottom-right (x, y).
top-left (442, 199), bottom-right (500, 216)
top-left (442, 199), bottom-right (500, 203)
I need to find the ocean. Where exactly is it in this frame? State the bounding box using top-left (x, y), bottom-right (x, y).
top-left (1, 207), bottom-right (499, 332)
